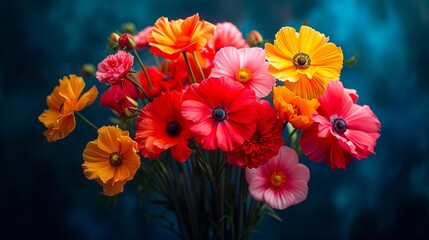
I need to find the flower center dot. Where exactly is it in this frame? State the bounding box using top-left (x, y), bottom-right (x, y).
top-left (109, 152), bottom-right (122, 167)
top-left (212, 106), bottom-right (227, 121)
top-left (166, 121), bottom-right (181, 137)
top-left (332, 118), bottom-right (347, 134)
top-left (269, 171), bottom-right (287, 188)
top-left (293, 53), bottom-right (311, 69)
top-left (235, 68), bottom-right (252, 83)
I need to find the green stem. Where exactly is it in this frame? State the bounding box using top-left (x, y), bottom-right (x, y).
top-left (133, 47), bottom-right (153, 90)
top-left (192, 52), bottom-right (205, 80)
top-left (183, 52), bottom-right (197, 84)
top-left (74, 111), bottom-right (98, 131)
top-left (284, 127), bottom-right (298, 145)
top-left (237, 168), bottom-right (246, 240)
top-left (125, 75), bottom-right (149, 99)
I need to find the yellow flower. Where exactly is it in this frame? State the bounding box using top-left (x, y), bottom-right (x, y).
top-left (82, 126), bottom-right (141, 196)
top-left (265, 26), bottom-right (343, 99)
top-left (273, 86), bottom-right (320, 130)
top-left (38, 74), bottom-right (98, 142)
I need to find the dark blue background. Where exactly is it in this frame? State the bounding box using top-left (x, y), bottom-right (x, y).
top-left (1, 0), bottom-right (429, 239)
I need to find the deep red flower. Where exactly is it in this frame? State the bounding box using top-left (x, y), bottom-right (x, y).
top-left (100, 80), bottom-right (138, 119)
top-left (138, 66), bottom-right (184, 99)
top-left (227, 100), bottom-right (284, 168)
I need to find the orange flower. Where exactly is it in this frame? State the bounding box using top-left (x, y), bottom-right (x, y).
top-left (273, 86), bottom-right (320, 130)
top-left (38, 74), bottom-right (98, 142)
top-left (82, 126), bottom-right (141, 196)
top-left (265, 26), bottom-right (343, 99)
top-left (147, 13), bottom-right (216, 60)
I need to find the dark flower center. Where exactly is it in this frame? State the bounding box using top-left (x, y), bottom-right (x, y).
top-left (212, 106), bottom-right (227, 121)
top-left (109, 152), bottom-right (123, 167)
top-left (332, 118), bottom-right (347, 134)
top-left (293, 52), bottom-right (311, 69)
top-left (166, 121), bottom-right (181, 137)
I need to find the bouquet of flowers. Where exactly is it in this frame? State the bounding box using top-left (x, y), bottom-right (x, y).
top-left (38, 13), bottom-right (381, 239)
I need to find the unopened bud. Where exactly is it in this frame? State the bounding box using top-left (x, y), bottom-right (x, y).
top-left (80, 63), bottom-right (96, 77)
top-left (247, 30), bottom-right (263, 47)
top-left (122, 22), bottom-right (137, 34)
top-left (125, 96), bottom-right (139, 109)
top-left (108, 32), bottom-right (120, 50)
top-left (118, 33), bottom-right (135, 50)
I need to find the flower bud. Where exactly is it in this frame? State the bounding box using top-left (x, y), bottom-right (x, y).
top-left (118, 33), bottom-right (135, 50)
top-left (108, 32), bottom-right (120, 50)
top-left (80, 63), bottom-right (96, 77)
top-left (122, 22), bottom-right (137, 34)
top-left (247, 30), bottom-right (263, 47)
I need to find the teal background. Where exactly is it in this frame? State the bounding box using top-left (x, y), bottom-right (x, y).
top-left (1, 0), bottom-right (429, 239)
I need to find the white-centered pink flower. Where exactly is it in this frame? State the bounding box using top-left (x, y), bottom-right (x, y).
top-left (246, 146), bottom-right (310, 210)
top-left (96, 50), bottom-right (134, 85)
top-left (210, 47), bottom-right (276, 98)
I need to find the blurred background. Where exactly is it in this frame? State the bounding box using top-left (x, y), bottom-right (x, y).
top-left (1, 0), bottom-right (429, 239)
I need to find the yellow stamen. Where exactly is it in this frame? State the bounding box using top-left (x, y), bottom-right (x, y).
top-left (269, 171), bottom-right (287, 188)
top-left (109, 152), bottom-right (122, 167)
top-left (235, 67), bottom-right (252, 83)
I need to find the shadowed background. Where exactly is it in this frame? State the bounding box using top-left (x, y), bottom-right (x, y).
top-left (1, 0), bottom-right (429, 239)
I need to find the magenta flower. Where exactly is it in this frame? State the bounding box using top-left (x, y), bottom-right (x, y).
top-left (181, 76), bottom-right (257, 151)
top-left (246, 146), bottom-right (310, 210)
top-left (210, 47), bottom-right (276, 98)
top-left (300, 80), bottom-right (381, 169)
top-left (96, 50), bottom-right (134, 85)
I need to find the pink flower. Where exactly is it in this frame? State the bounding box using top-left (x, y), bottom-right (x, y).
top-left (206, 22), bottom-right (248, 52)
top-left (96, 51), bottom-right (134, 85)
top-left (246, 146), bottom-right (310, 210)
top-left (181, 76), bottom-right (257, 151)
top-left (300, 80), bottom-right (381, 169)
top-left (210, 47), bottom-right (276, 98)
top-left (202, 22), bottom-right (248, 68)
top-left (134, 26), bottom-right (153, 50)
top-left (345, 87), bottom-right (359, 103)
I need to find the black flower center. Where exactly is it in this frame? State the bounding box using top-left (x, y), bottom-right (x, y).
top-left (332, 118), bottom-right (347, 134)
top-left (166, 121), bottom-right (181, 137)
top-left (293, 52), bottom-right (311, 69)
top-left (109, 152), bottom-right (123, 167)
top-left (212, 106), bottom-right (227, 121)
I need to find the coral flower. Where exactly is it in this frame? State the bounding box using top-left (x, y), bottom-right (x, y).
top-left (134, 26), bottom-right (153, 50)
top-left (38, 74), bottom-right (98, 142)
top-left (147, 13), bottom-right (216, 60)
top-left (96, 51), bottom-right (134, 85)
top-left (227, 100), bottom-right (283, 168)
top-left (182, 76), bottom-right (257, 151)
top-left (273, 86), bottom-right (320, 130)
top-left (82, 126), bottom-right (140, 196)
top-left (135, 90), bottom-right (192, 162)
top-left (265, 25), bottom-right (343, 99)
top-left (210, 47), bottom-right (276, 98)
top-left (246, 146), bottom-right (310, 210)
top-left (202, 22), bottom-right (248, 64)
top-left (100, 80), bottom-right (138, 119)
top-left (300, 80), bottom-right (381, 169)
